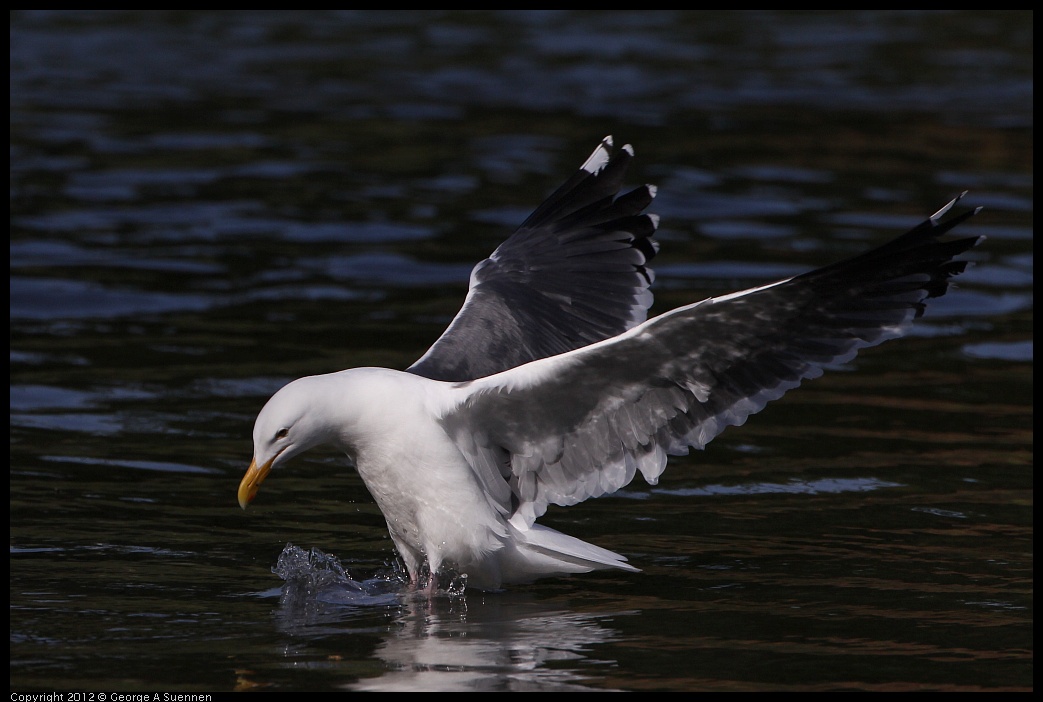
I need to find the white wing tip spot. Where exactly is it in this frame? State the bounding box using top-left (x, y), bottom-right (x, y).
top-left (930, 191), bottom-right (968, 223)
top-left (581, 136), bottom-right (614, 174)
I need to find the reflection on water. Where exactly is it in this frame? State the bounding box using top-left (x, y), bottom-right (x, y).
top-left (263, 544), bottom-right (626, 691)
top-left (647, 476), bottom-right (904, 497)
top-left (348, 600), bottom-right (628, 692)
top-left (10, 10), bottom-right (1031, 693)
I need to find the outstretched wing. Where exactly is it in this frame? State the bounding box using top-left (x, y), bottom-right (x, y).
top-left (408, 136), bottom-right (659, 382)
top-left (442, 195), bottom-right (983, 525)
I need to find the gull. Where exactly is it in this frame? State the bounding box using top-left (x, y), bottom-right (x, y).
top-left (238, 136), bottom-right (982, 591)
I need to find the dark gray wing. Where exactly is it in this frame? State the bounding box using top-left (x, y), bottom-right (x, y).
top-left (407, 136), bottom-right (659, 382)
top-left (443, 194), bottom-right (983, 525)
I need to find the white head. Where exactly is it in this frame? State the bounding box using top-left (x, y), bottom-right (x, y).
top-left (236, 367), bottom-right (437, 509)
top-left (238, 375), bottom-right (339, 509)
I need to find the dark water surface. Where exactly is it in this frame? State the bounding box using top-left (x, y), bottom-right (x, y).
top-left (10, 11), bottom-right (1032, 692)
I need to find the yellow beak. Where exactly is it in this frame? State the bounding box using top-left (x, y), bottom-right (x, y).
top-left (238, 456), bottom-right (274, 509)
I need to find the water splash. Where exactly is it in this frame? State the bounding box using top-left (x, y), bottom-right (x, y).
top-left (273, 543), bottom-right (404, 607)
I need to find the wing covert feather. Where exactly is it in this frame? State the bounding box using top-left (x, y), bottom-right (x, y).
top-left (441, 198), bottom-right (982, 525)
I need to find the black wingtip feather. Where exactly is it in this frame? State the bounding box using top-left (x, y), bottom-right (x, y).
top-left (799, 195), bottom-right (983, 288)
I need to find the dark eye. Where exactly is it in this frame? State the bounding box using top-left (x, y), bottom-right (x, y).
top-left (275, 428), bottom-right (289, 440)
